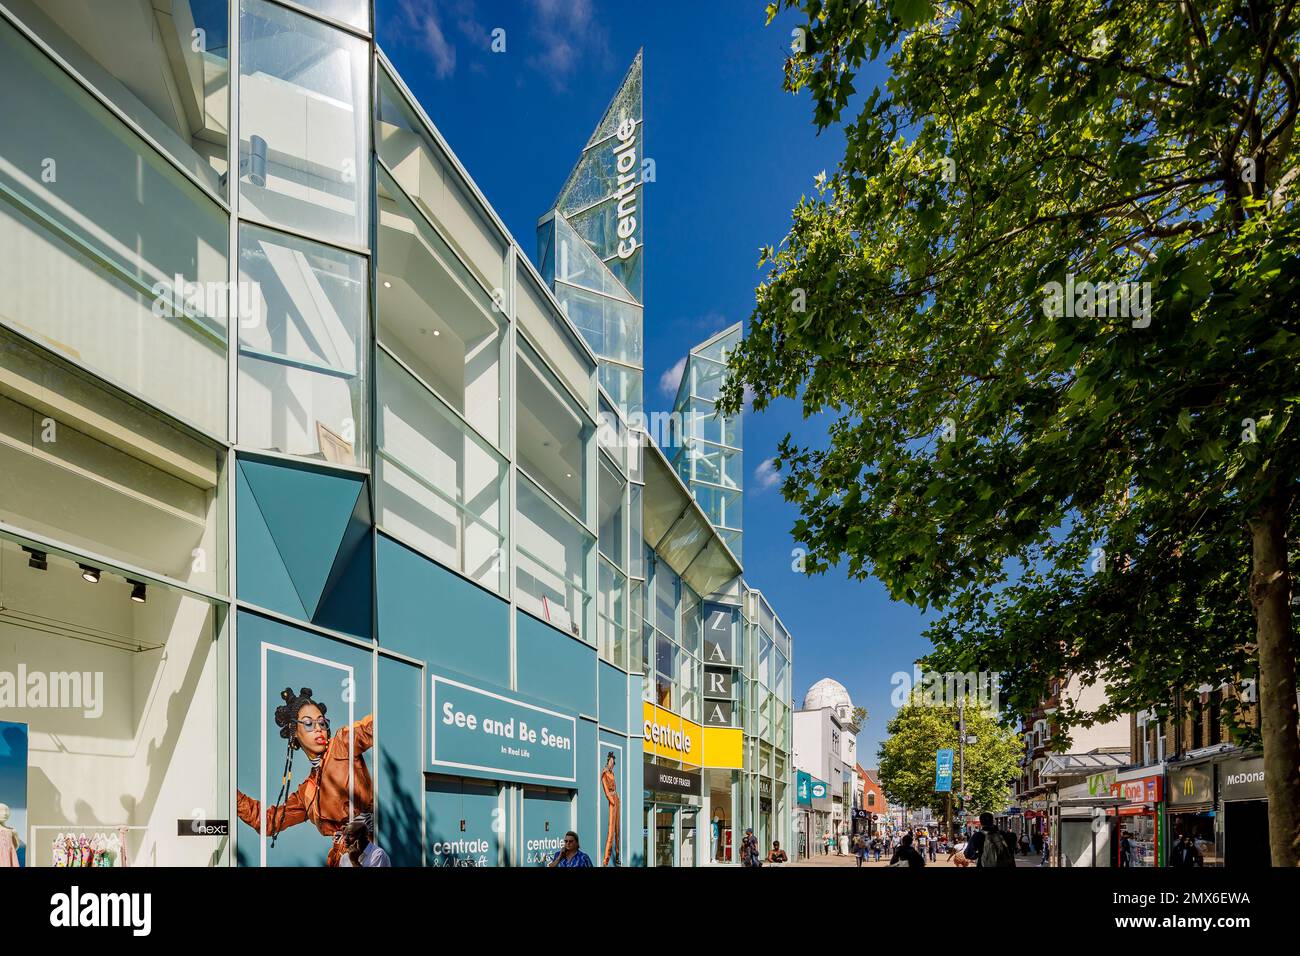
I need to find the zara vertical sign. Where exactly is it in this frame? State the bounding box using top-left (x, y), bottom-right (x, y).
top-left (703, 604), bottom-right (734, 665)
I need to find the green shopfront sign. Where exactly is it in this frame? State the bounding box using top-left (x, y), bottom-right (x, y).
top-left (797, 770), bottom-right (812, 806)
top-left (431, 675), bottom-right (577, 784)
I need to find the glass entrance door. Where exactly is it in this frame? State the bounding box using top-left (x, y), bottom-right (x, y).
top-left (680, 808), bottom-right (698, 867)
top-left (654, 807), bottom-right (676, 867)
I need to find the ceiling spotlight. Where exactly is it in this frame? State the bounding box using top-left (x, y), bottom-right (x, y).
top-left (565, 473), bottom-right (573, 479)
top-left (23, 547), bottom-right (47, 571)
top-left (129, 580), bottom-right (147, 604)
top-left (432, 329), bottom-right (441, 336)
top-left (79, 564), bottom-right (101, 584)
top-left (383, 280), bottom-right (391, 288)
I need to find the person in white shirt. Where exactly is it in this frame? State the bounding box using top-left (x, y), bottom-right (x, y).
top-left (337, 817), bottom-right (391, 867)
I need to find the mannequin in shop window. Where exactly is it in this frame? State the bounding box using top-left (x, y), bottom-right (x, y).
top-left (236, 687), bottom-right (374, 867)
top-left (0, 804), bottom-right (20, 867)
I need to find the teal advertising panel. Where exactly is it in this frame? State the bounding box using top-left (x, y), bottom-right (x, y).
top-left (377, 655), bottom-right (423, 866)
top-left (425, 775), bottom-right (501, 867)
top-left (521, 787), bottom-right (571, 866)
top-left (430, 674), bottom-right (577, 784)
top-left (796, 769), bottom-right (812, 807)
top-left (516, 609), bottom-right (597, 717)
top-left (0, 721), bottom-right (27, 867)
top-left (935, 749), bottom-right (954, 793)
top-left (235, 610), bottom-right (375, 867)
top-left (598, 660), bottom-right (629, 733)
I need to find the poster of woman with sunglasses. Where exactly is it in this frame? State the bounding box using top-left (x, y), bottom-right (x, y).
top-left (236, 686), bottom-right (374, 867)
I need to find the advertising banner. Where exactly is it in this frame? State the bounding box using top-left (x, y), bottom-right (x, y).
top-left (935, 748), bottom-right (954, 792)
top-left (431, 675), bottom-right (577, 784)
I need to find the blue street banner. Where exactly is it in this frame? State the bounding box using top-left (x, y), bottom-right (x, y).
top-left (935, 748), bottom-right (954, 792)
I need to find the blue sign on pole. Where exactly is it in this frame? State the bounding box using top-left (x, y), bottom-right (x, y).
top-left (935, 748), bottom-right (954, 792)
top-left (431, 675), bottom-right (577, 784)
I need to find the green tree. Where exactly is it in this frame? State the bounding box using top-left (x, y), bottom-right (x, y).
top-left (725, 1), bottom-right (1300, 861)
top-left (852, 705), bottom-right (870, 729)
top-left (876, 692), bottom-right (1021, 817)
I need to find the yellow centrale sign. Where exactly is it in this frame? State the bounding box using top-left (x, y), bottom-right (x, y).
top-left (642, 702), bottom-right (742, 770)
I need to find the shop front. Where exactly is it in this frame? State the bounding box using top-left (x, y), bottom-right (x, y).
top-left (1109, 771), bottom-right (1163, 867)
top-left (1166, 759), bottom-right (1218, 867)
top-left (1219, 752), bottom-right (1268, 867)
top-left (642, 701), bottom-right (742, 866)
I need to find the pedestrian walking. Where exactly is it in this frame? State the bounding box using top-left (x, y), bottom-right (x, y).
top-left (740, 827), bottom-right (762, 867)
top-left (963, 812), bottom-right (1017, 867)
top-left (1169, 833), bottom-right (1202, 868)
top-left (888, 832), bottom-right (926, 867)
top-left (852, 832), bottom-right (866, 866)
top-left (548, 831), bottom-right (593, 867)
top-left (871, 835), bottom-right (882, 863)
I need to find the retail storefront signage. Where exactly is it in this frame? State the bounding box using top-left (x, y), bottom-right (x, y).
top-left (702, 699), bottom-right (733, 727)
top-left (1219, 755), bottom-right (1266, 802)
top-left (703, 604), bottom-right (733, 664)
top-left (703, 666), bottom-right (733, 700)
top-left (644, 760), bottom-right (701, 797)
top-left (810, 779), bottom-right (829, 800)
top-left (1111, 776), bottom-right (1162, 805)
top-left (1087, 771), bottom-right (1117, 796)
top-left (1167, 763), bottom-right (1214, 809)
top-left (797, 770), bottom-right (812, 807)
top-left (642, 701), bottom-right (742, 769)
top-left (431, 675), bottom-right (577, 784)
top-left (935, 748), bottom-right (954, 792)
top-left (177, 818), bottom-right (229, 836)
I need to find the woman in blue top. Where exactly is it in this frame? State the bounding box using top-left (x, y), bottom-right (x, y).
top-left (550, 831), bottom-right (593, 867)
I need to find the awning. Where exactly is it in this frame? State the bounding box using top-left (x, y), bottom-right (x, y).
top-left (1039, 752), bottom-right (1130, 780)
top-left (642, 437), bottom-right (742, 597)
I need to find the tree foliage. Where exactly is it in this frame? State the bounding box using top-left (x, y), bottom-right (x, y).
top-left (876, 693), bottom-right (1022, 815)
top-left (724, 0), bottom-right (1300, 860)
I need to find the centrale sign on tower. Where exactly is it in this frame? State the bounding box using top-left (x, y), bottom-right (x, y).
top-left (612, 118), bottom-right (639, 259)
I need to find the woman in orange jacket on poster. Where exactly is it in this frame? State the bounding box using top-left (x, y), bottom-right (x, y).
top-left (600, 751), bottom-right (620, 866)
top-left (236, 687), bottom-right (374, 867)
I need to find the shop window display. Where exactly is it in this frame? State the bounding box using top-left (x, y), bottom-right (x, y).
top-left (0, 537), bottom-right (225, 867)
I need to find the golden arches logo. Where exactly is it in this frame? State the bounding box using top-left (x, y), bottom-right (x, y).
top-left (1183, 776), bottom-right (1195, 796)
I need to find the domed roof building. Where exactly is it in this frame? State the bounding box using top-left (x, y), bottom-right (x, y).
top-left (803, 678), bottom-right (855, 726)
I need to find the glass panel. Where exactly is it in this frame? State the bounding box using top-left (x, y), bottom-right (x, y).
top-left (553, 281), bottom-right (643, 365)
top-left (681, 586), bottom-right (701, 658)
top-left (598, 363), bottom-right (643, 420)
top-left (377, 350), bottom-right (507, 593)
top-left (629, 581), bottom-right (644, 673)
top-left (15, 0), bottom-right (230, 195)
top-left (759, 630), bottom-right (773, 689)
top-left (292, 0), bottom-right (369, 29)
top-left (596, 396), bottom-right (627, 473)
top-left (0, 17), bottom-right (228, 434)
top-left (628, 484), bottom-right (644, 579)
top-left (516, 341), bottom-right (591, 521)
top-left (597, 455), bottom-right (625, 566)
top-left (654, 559), bottom-right (678, 639)
top-left (377, 171), bottom-right (504, 446)
top-left (239, 0), bottom-right (369, 247)
top-left (376, 70), bottom-right (505, 293)
top-left (516, 474), bottom-right (592, 641)
top-left (597, 557), bottom-right (626, 668)
top-left (691, 356), bottom-right (727, 402)
top-left (237, 223), bottom-right (367, 464)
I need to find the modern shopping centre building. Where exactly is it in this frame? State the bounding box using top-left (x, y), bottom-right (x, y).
top-left (0, 0), bottom-right (793, 867)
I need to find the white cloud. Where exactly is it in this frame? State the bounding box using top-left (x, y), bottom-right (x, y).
top-left (754, 457), bottom-right (781, 491)
top-left (525, 0), bottom-right (608, 88)
top-left (659, 356), bottom-right (687, 398)
top-left (398, 0), bottom-right (458, 78)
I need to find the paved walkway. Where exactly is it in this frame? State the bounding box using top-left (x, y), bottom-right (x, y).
top-left (790, 850), bottom-right (1046, 868)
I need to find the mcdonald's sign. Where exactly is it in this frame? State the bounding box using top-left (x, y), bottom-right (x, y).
top-left (1167, 763), bottom-right (1214, 808)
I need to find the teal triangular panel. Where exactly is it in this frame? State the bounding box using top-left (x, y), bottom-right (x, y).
top-left (235, 463), bottom-right (307, 619)
top-left (239, 458), bottom-right (365, 619)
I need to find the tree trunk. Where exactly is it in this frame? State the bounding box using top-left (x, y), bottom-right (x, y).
top-left (1249, 485), bottom-right (1300, 866)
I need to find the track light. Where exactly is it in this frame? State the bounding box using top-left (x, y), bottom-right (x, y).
top-left (23, 547), bottom-right (47, 571)
top-left (79, 564), bottom-right (101, 583)
top-left (129, 580), bottom-right (147, 604)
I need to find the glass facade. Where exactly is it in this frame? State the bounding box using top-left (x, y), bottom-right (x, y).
top-left (0, 1), bottom-right (793, 870)
top-left (670, 324), bottom-right (744, 559)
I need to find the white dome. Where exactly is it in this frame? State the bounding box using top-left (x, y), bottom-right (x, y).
top-left (804, 678), bottom-right (853, 713)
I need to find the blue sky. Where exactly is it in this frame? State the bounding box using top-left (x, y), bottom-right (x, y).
top-left (376, 0), bottom-right (932, 761)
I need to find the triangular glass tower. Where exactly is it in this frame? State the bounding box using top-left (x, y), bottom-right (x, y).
top-left (539, 51), bottom-right (645, 419)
